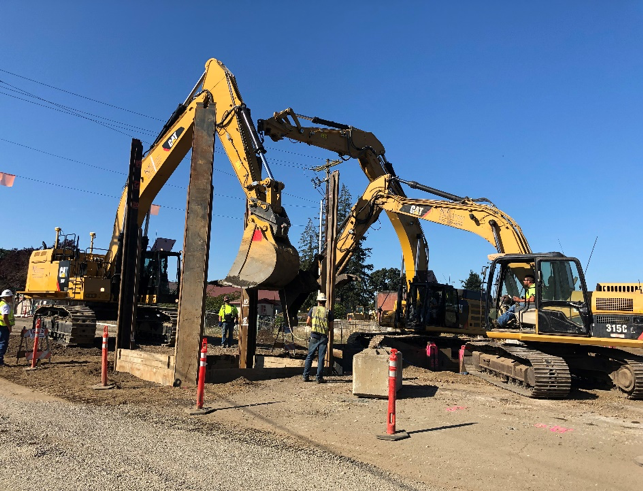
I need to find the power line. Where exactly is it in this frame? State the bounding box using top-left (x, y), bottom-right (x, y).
top-left (0, 68), bottom-right (342, 164)
top-left (0, 67), bottom-right (164, 121)
top-left (0, 89), bottom-right (154, 143)
top-left (9, 174), bottom-right (243, 221)
top-left (0, 80), bottom-right (157, 136)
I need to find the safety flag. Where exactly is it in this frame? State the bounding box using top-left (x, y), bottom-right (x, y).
top-left (0, 173), bottom-right (16, 187)
top-left (150, 204), bottom-right (160, 216)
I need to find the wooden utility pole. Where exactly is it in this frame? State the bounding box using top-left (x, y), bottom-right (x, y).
top-left (115, 139), bottom-right (143, 363)
top-left (173, 101), bottom-right (216, 387)
top-left (324, 170), bottom-right (339, 373)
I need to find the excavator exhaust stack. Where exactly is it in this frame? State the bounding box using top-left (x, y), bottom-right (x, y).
top-left (223, 216), bottom-right (299, 290)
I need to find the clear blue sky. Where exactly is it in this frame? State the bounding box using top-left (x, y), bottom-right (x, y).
top-left (1, 1), bottom-right (641, 290)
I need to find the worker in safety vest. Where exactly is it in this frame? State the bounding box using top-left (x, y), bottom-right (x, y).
top-left (218, 296), bottom-right (238, 348)
top-left (0, 289), bottom-right (16, 366)
top-left (303, 293), bottom-right (334, 383)
top-left (497, 274), bottom-right (536, 327)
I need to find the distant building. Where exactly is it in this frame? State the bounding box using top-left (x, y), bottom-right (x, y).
top-left (206, 283), bottom-right (281, 317)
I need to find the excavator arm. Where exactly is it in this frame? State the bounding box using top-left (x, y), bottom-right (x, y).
top-left (107, 59), bottom-right (298, 289)
top-left (259, 109), bottom-right (429, 284)
top-left (355, 175), bottom-right (532, 255)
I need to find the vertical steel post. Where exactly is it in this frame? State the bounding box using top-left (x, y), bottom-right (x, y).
top-left (173, 102), bottom-right (216, 387)
top-left (115, 139), bottom-right (143, 357)
top-left (324, 171), bottom-right (339, 373)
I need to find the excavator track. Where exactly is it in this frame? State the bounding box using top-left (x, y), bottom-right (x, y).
top-left (612, 358), bottom-right (643, 400)
top-left (564, 347), bottom-right (643, 400)
top-left (35, 305), bottom-right (96, 347)
top-left (136, 307), bottom-right (178, 346)
top-left (599, 350), bottom-right (643, 400)
top-left (160, 309), bottom-right (178, 346)
top-left (466, 342), bottom-right (571, 399)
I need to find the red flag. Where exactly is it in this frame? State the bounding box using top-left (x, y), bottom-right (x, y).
top-left (0, 173), bottom-right (16, 187)
top-left (150, 204), bottom-right (160, 216)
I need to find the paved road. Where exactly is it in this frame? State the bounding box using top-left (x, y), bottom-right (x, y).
top-left (0, 378), bottom-right (432, 491)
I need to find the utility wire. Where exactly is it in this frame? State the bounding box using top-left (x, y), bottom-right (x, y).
top-left (0, 138), bottom-right (319, 205)
top-left (0, 68), bottom-right (338, 163)
top-left (0, 81), bottom-right (157, 136)
top-left (9, 174), bottom-right (246, 221)
top-left (0, 67), bottom-right (165, 121)
top-left (0, 89), bottom-right (154, 143)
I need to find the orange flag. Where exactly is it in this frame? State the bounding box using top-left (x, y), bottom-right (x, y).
top-left (0, 173), bottom-right (16, 187)
top-left (150, 204), bottom-right (160, 216)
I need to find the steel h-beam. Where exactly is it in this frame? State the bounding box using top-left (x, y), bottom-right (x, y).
top-left (324, 170), bottom-right (339, 373)
top-left (173, 101), bottom-right (216, 387)
top-left (115, 139), bottom-right (143, 359)
top-left (239, 289), bottom-right (258, 368)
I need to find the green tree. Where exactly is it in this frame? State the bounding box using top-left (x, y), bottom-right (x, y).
top-left (0, 247), bottom-right (35, 293)
top-left (461, 270), bottom-right (483, 291)
top-left (298, 218), bottom-right (319, 270)
top-left (335, 184), bottom-right (374, 311)
top-left (297, 217), bottom-right (321, 312)
top-left (369, 267), bottom-right (402, 292)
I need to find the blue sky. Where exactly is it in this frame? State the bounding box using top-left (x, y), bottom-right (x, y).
top-left (1, 1), bottom-right (641, 290)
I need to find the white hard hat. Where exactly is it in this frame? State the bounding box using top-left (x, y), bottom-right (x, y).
top-left (316, 293), bottom-right (327, 302)
top-left (1, 289), bottom-right (14, 298)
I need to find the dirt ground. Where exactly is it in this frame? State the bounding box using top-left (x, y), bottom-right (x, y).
top-left (2, 319), bottom-right (642, 491)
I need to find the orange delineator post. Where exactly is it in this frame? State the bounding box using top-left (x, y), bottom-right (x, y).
top-left (459, 344), bottom-right (468, 374)
top-left (101, 326), bottom-right (109, 386)
top-left (196, 338), bottom-right (207, 409)
top-left (387, 348), bottom-right (399, 435)
top-left (426, 342), bottom-right (438, 370)
top-left (30, 318), bottom-right (41, 369)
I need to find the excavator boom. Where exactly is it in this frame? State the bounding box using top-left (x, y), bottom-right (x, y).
top-left (259, 109), bottom-right (429, 284)
top-left (106, 59), bottom-right (299, 290)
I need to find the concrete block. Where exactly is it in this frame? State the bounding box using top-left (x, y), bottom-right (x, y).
top-left (352, 348), bottom-right (402, 398)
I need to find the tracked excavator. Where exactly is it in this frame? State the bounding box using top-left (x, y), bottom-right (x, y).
top-left (21, 58), bottom-right (299, 346)
top-left (336, 174), bottom-right (643, 399)
top-left (259, 110), bottom-right (643, 399)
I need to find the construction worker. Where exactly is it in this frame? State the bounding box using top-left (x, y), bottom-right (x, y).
top-left (218, 296), bottom-right (238, 348)
top-left (497, 274), bottom-right (536, 327)
top-left (0, 290), bottom-right (16, 366)
top-left (303, 293), bottom-right (334, 383)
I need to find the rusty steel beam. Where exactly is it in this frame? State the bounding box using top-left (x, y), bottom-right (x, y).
top-left (324, 170), bottom-right (339, 373)
top-left (238, 288), bottom-right (258, 369)
top-left (115, 139), bottom-right (143, 361)
top-left (173, 101), bottom-right (216, 387)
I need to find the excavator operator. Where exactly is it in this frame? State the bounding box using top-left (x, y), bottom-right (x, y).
top-left (497, 274), bottom-right (536, 328)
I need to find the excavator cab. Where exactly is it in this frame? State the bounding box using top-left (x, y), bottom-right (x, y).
top-left (486, 253), bottom-right (591, 335)
top-left (405, 280), bottom-right (460, 330)
top-left (139, 250), bottom-right (181, 305)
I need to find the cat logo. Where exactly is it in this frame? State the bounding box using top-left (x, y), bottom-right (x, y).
top-left (409, 205), bottom-right (425, 216)
top-left (59, 266), bottom-right (68, 278)
top-left (162, 127), bottom-right (185, 151)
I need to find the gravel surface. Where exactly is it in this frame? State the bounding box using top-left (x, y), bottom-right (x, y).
top-left (0, 393), bottom-right (433, 491)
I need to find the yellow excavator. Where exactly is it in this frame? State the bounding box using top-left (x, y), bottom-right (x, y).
top-left (22, 58), bottom-right (299, 346)
top-left (336, 173), bottom-right (643, 399)
top-left (258, 109), bottom-right (429, 320)
top-left (259, 110), bottom-right (643, 399)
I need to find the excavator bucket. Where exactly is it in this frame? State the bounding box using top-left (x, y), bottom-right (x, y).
top-left (224, 221), bottom-right (300, 290)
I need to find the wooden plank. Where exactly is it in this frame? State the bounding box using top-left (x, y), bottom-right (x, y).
top-left (116, 349), bottom-right (174, 386)
top-left (173, 102), bottom-right (216, 387)
top-left (117, 349), bottom-right (173, 368)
